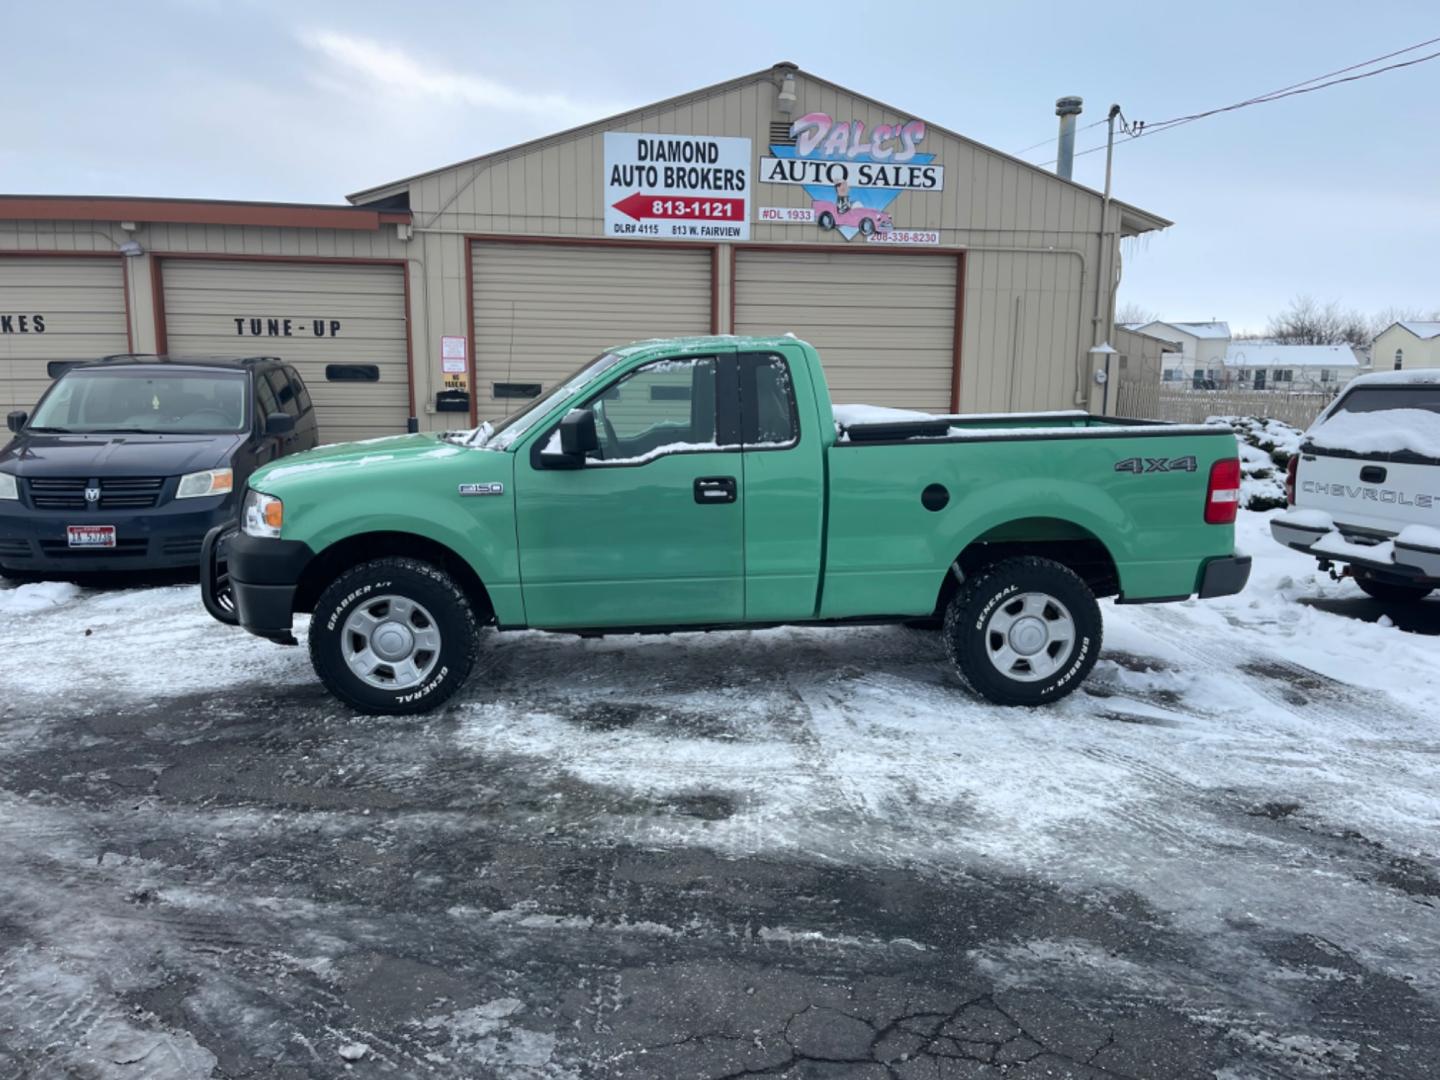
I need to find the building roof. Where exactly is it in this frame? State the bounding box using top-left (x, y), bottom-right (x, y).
top-left (0, 195), bottom-right (409, 231)
top-left (345, 62), bottom-right (1171, 235)
top-left (1223, 343), bottom-right (1360, 368)
top-left (1115, 325), bottom-right (1182, 350)
top-left (1158, 321), bottom-right (1231, 340)
top-left (1378, 320), bottom-right (1440, 341)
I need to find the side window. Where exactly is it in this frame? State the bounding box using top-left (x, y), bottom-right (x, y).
top-left (586, 356), bottom-right (717, 461)
top-left (286, 366), bottom-right (312, 413)
top-left (742, 353), bottom-right (798, 446)
top-left (254, 372), bottom-right (280, 418)
top-left (266, 370), bottom-right (300, 418)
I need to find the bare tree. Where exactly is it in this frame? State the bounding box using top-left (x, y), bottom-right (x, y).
top-left (1266, 295), bottom-right (1370, 348)
top-left (1369, 305), bottom-right (1440, 339)
top-left (1115, 302), bottom-right (1158, 327)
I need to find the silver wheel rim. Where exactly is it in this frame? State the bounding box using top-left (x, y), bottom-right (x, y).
top-left (983, 591), bottom-right (1076, 683)
top-left (342, 594), bottom-right (442, 690)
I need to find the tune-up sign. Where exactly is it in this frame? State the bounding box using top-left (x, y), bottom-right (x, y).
top-left (604, 132), bottom-right (751, 241)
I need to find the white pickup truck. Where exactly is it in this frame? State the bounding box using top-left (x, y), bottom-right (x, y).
top-left (1271, 370), bottom-right (1440, 602)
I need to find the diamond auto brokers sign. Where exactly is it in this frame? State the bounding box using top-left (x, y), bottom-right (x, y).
top-left (604, 133), bottom-right (751, 241)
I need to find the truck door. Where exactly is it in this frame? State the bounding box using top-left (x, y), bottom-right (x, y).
top-left (739, 350), bottom-right (826, 621)
top-left (514, 351), bottom-right (746, 628)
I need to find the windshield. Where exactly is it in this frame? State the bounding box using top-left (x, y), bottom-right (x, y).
top-left (29, 368), bottom-right (250, 434)
top-left (467, 351), bottom-right (627, 450)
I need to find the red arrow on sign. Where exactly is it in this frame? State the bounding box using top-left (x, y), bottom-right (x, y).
top-left (612, 193), bottom-right (745, 221)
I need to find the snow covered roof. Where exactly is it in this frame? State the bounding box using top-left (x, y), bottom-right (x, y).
top-left (1385, 321), bottom-right (1440, 341)
top-left (1155, 321), bottom-right (1231, 340)
top-left (1223, 343), bottom-right (1360, 368)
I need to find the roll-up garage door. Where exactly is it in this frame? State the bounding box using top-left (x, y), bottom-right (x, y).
top-left (733, 249), bottom-right (958, 411)
top-left (161, 259), bottom-right (409, 444)
top-left (0, 256), bottom-right (130, 416)
top-left (471, 242), bottom-right (711, 418)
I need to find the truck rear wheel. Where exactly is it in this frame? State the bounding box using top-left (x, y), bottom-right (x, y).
top-left (943, 556), bottom-right (1102, 706)
top-left (1354, 574), bottom-right (1434, 603)
top-left (309, 557), bottom-right (479, 715)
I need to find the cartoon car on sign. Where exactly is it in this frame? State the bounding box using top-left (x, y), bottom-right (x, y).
top-left (812, 200), bottom-right (893, 236)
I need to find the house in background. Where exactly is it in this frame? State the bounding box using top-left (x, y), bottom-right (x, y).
top-left (1371, 321), bottom-right (1440, 372)
top-left (1113, 325), bottom-right (1181, 383)
top-left (1223, 342), bottom-right (1361, 391)
top-left (1131, 321), bottom-right (1231, 385)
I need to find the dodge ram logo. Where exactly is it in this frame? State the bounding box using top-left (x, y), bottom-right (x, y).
top-left (84, 487), bottom-right (101, 503)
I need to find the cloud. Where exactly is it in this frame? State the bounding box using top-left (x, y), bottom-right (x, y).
top-left (298, 30), bottom-right (622, 126)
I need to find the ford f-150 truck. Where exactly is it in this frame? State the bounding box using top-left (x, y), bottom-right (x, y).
top-left (200, 336), bottom-right (1249, 714)
top-left (1271, 369), bottom-right (1440, 602)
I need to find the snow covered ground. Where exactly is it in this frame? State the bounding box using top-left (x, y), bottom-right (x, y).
top-left (1, 511), bottom-right (1438, 1079)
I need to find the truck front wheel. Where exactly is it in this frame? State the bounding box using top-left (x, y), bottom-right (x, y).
top-left (943, 557), bottom-right (1102, 706)
top-left (309, 557), bottom-right (479, 714)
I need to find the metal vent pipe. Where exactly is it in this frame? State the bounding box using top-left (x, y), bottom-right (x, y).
top-left (1055, 96), bottom-right (1083, 180)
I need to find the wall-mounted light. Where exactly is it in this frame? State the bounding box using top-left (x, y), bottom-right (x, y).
top-left (118, 239), bottom-right (143, 257)
top-left (777, 72), bottom-right (796, 116)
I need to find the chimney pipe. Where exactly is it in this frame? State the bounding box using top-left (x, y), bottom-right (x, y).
top-left (1055, 96), bottom-right (1083, 180)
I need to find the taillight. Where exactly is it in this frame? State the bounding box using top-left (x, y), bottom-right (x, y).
top-left (1285, 454), bottom-right (1298, 506)
top-left (1205, 458), bottom-right (1241, 524)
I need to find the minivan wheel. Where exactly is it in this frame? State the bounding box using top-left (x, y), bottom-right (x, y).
top-left (1354, 574), bottom-right (1433, 603)
top-left (944, 556), bottom-right (1102, 706)
top-left (309, 557), bottom-right (479, 714)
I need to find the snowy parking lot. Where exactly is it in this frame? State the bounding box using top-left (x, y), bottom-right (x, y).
top-left (1, 508), bottom-right (1438, 1079)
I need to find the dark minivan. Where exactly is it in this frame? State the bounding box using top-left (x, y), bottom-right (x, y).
top-left (0, 355), bottom-right (318, 575)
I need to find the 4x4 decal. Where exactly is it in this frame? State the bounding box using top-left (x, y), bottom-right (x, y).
top-left (1114, 455), bottom-right (1198, 475)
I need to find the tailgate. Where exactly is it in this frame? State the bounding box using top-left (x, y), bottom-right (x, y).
top-left (1297, 450), bottom-right (1440, 533)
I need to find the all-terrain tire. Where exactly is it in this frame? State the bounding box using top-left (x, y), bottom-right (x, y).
top-left (309, 557), bottom-right (479, 715)
top-left (943, 556), bottom-right (1102, 706)
top-left (1354, 574), bottom-right (1434, 604)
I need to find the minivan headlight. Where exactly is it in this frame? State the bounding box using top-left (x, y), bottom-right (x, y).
top-left (176, 468), bottom-right (234, 499)
top-left (0, 472), bottom-right (16, 501)
top-left (242, 490), bottom-right (284, 538)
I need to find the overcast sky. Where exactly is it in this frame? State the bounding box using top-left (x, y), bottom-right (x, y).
top-left (5, 0), bottom-right (1436, 332)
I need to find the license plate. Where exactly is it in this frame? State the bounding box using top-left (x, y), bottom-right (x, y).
top-left (67, 525), bottom-right (116, 548)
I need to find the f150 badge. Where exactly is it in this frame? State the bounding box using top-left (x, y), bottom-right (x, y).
top-left (458, 482), bottom-right (505, 496)
top-left (1114, 456), bottom-right (1197, 474)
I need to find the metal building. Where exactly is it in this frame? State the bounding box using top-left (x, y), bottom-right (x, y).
top-left (1, 63), bottom-right (1168, 438)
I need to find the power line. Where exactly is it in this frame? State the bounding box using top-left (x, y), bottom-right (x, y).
top-left (1035, 35), bottom-right (1440, 167)
top-left (1009, 117), bottom-right (1105, 158)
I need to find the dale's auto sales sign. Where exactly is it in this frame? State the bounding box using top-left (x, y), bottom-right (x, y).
top-left (604, 132), bottom-right (751, 241)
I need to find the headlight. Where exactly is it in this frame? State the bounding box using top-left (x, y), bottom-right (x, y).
top-left (176, 467), bottom-right (234, 499)
top-left (242, 490), bottom-right (283, 538)
top-left (0, 472), bottom-right (16, 501)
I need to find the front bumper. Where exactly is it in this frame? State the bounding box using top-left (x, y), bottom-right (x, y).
top-left (1271, 511), bottom-right (1440, 583)
top-left (0, 497), bottom-right (236, 573)
top-left (1197, 554), bottom-right (1252, 599)
top-left (201, 524), bottom-right (313, 644)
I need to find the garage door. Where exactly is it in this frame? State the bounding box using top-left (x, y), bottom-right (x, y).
top-left (734, 249), bottom-right (958, 411)
top-left (471, 242), bottom-right (712, 418)
top-left (161, 259), bottom-right (409, 444)
top-left (0, 256), bottom-right (130, 416)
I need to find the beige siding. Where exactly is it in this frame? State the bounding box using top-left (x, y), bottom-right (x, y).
top-left (1373, 325), bottom-right (1440, 372)
top-left (734, 249), bottom-right (957, 411)
top-left (0, 255), bottom-right (130, 415)
top-left (160, 259), bottom-right (410, 443)
top-left (470, 242), bottom-right (711, 420)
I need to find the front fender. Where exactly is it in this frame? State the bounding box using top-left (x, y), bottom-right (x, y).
top-left (268, 453), bottom-right (525, 624)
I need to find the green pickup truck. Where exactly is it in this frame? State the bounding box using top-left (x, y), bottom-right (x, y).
top-left (201, 336), bottom-right (1249, 714)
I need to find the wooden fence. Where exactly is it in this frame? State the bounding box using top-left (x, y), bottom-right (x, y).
top-left (1113, 379), bottom-right (1335, 428)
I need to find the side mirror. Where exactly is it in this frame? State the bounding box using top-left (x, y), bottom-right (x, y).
top-left (264, 412), bottom-right (295, 437)
top-left (540, 408), bottom-right (599, 469)
top-left (6, 411), bottom-right (26, 434)
top-left (559, 408), bottom-right (599, 456)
